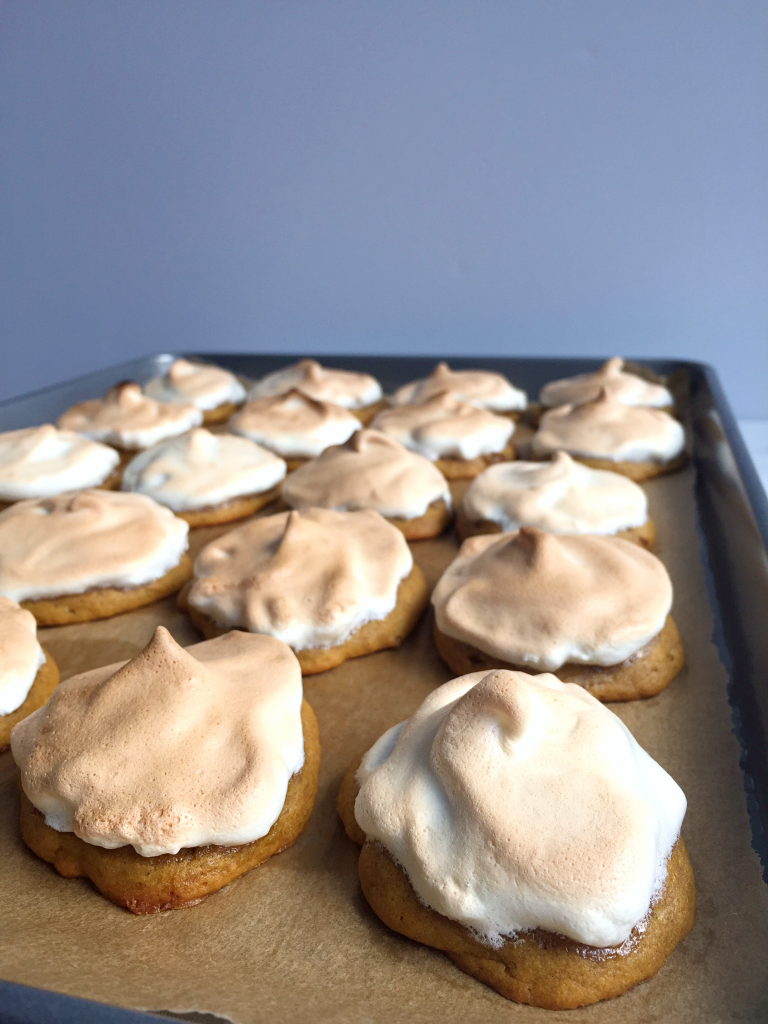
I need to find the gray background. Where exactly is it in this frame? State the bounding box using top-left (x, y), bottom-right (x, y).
top-left (1, 0), bottom-right (766, 415)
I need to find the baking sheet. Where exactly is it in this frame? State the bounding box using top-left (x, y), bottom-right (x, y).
top-left (1, 462), bottom-right (768, 1024)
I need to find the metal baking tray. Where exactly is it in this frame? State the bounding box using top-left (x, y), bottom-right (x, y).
top-left (1, 353), bottom-right (766, 1024)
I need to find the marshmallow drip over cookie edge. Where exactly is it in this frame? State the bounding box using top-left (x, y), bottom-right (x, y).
top-left (354, 669), bottom-right (687, 947)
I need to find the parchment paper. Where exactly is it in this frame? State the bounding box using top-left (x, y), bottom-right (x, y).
top-left (1, 467), bottom-right (767, 1024)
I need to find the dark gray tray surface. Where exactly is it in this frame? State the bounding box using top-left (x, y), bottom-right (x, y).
top-left (1, 353), bottom-right (766, 1024)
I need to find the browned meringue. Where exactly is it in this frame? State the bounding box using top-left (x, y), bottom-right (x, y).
top-left (531, 390), bottom-right (685, 463)
top-left (540, 358), bottom-right (674, 408)
top-left (0, 490), bottom-right (189, 602)
top-left (143, 358), bottom-right (246, 411)
top-left (0, 597), bottom-right (45, 715)
top-left (432, 528), bottom-right (673, 670)
top-left (281, 429), bottom-right (451, 519)
top-left (370, 392), bottom-right (515, 461)
top-left (392, 362), bottom-right (527, 412)
top-left (11, 626), bottom-right (305, 856)
top-left (248, 359), bottom-right (383, 410)
top-left (188, 507), bottom-right (413, 649)
top-left (229, 390), bottom-right (360, 458)
top-left (58, 382), bottom-right (202, 451)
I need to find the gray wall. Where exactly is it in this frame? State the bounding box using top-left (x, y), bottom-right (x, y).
top-left (2, 0), bottom-right (767, 415)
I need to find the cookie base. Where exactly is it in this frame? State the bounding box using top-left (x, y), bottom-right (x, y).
top-left (174, 485), bottom-right (281, 527)
top-left (0, 651), bottom-right (59, 751)
top-left (434, 442), bottom-right (516, 481)
top-left (21, 555), bottom-right (193, 627)
top-left (202, 400), bottom-right (241, 425)
top-left (336, 759), bottom-right (694, 1009)
top-left (455, 508), bottom-right (656, 548)
top-left (19, 699), bottom-right (320, 914)
top-left (571, 451), bottom-right (688, 482)
top-left (386, 497), bottom-right (452, 540)
top-left (185, 563), bottom-right (430, 675)
top-left (433, 614), bottom-right (684, 701)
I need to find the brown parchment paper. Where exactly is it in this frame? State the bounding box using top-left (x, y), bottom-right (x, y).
top-left (1, 467), bottom-right (768, 1024)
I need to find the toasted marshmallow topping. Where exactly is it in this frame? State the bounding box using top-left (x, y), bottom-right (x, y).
top-left (541, 358), bottom-right (673, 409)
top-left (464, 452), bottom-right (647, 535)
top-left (0, 597), bottom-right (45, 715)
top-left (0, 425), bottom-right (120, 501)
top-left (282, 430), bottom-right (451, 520)
top-left (432, 528), bottom-right (672, 670)
top-left (58, 382), bottom-right (203, 451)
top-left (189, 508), bottom-right (412, 650)
top-left (0, 490), bottom-right (189, 602)
top-left (12, 627), bottom-right (304, 856)
top-left (371, 392), bottom-right (515, 461)
top-left (143, 358), bottom-right (246, 411)
top-left (355, 668), bottom-right (687, 947)
top-left (531, 390), bottom-right (685, 463)
top-left (248, 359), bottom-right (382, 410)
top-left (122, 429), bottom-right (286, 511)
top-left (392, 362), bottom-right (527, 412)
top-left (229, 390), bottom-right (360, 458)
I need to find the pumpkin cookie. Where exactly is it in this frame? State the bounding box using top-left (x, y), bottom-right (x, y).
top-left (0, 597), bottom-right (59, 750)
top-left (183, 508), bottom-right (429, 674)
top-left (432, 527), bottom-right (684, 700)
top-left (371, 391), bottom-right (516, 480)
top-left (248, 359), bottom-right (384, 424)
top-left (531, 390), bottom-right (686, 481)
top-left (458, 451), bottom-right (656, 547)
top-left (391, 361), bottom-right (527, 418)
top-left (122, 428), bottom-right (286, 526)
top-left (281, 430), bottom-right (452, 540)
top-left (337, 669), bottom-right (695, 1009)
top-left (0, 490), bottom-right (190, 626)
top-left (143, 357), bottom-right (246, 424)
top-left (540, 356), bottom-right (674, 411)
top-left (13, 627), bottom-right (318, 913)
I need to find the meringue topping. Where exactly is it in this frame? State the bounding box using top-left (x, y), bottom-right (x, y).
top-left (371, 392), bottom-right (515, 461)
top-left (531, 390), bottom-right (685, 463)
top-left (248, 359), bottom-right (382, 410)
top-left (432, 528), bottom-right (672, 670)
top-left (11, 626), bottom-right (305, 856)
top-left (229, 390), bottom-right (360, 458)
top-left (143, 358), bottom-right (246, 411)
top-left (540, 358), bottom-right (674, 409)
top-left (392, 362), bottom-right (527, 412)
top-left (122, 428), bottom-right (286, 511)
top-left (0, 425), bottom-right (120, 501)
top-left (354, 668), bottom-right (687, 947)
top-left (188, 508), bottom-right (413, 650)
top-left (463, 452), bottom-right (648, 535)
top-left (0, 597), bottom-right (45, 715)
top-left (281, 430), bottom-right (451, 520)
top-left (0, 490), bottom-right (189, 602)
top-left (58, 382), bottom-right (202, 451)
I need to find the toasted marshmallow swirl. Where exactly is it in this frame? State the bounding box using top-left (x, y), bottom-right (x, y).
top-left (11, 627), bottom-right (305, 856)
top-left (122, 429), bottom-right (286, 511)
top-left (371, 392), bottom-right (515, 461)
top-left (541, 358), bottom-right (673, 409)
top-left (0, 597), bottom-right (45, 715)
top-left (355, 669), bottom-right (687, 947)
top-left (143, 358), bottom-right (246, 411)
top-left (0, 425), bottom-right (120, 501)
top-left (0, 491), bottom-right (189, 602)
top-left (229, 391), bottom-right (360, 458)
top-left (463, 452), bottom-right (647, 535)
top-left (282, 430), bottom-right (451, 520)
top-left (432, 528), bottom-right (672, 670)
top-left (392, 362), bottom-right (526, 412)
top-left (531, 391), bottom-right (685, 463)
top-left (248, 359), bottom-right (382, 410)
top-left (188, 508), bottom-right (412, 650)
top-left (58, 382), bottom-right (202, 451)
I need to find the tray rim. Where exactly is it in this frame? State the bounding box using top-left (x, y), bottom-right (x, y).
top-left (1, 351), bottom-right (767, 1024)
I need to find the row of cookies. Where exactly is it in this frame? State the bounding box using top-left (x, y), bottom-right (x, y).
top-left (0, 358), bottom-right (692, 1011)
